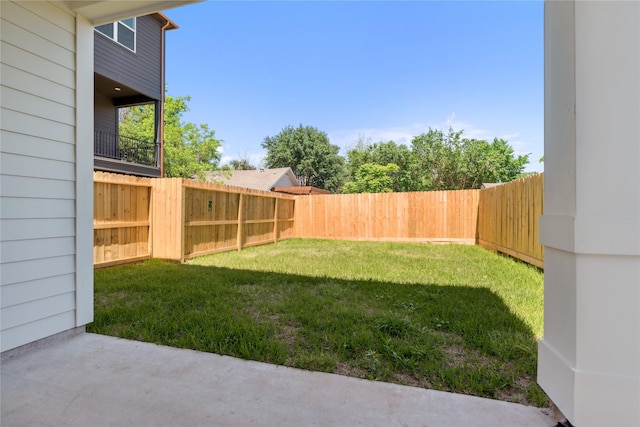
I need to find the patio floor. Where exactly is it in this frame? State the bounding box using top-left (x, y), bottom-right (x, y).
top-left (1, 332), bottom-right (555, 426)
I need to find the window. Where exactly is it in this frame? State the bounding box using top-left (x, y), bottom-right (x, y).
top-left (95, 18), bottom-right (136, 51)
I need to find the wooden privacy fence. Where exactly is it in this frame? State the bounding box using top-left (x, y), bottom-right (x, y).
top-left (93, 172), bottom-right (295, 267)
top-left (152, 179), bottom-right (295, 261)
top-left (294, 190), bottom-right (480, 243)
top-left (477, 173), bottom-right (544, 268)
top-left (94, 172), bottom-right (152, 268)
top-left (94, 172), bottom-right (544, 269)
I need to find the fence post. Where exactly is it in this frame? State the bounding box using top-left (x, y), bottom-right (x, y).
top-left (237, 193), bottom-right (244, 251)
top-left (442, 191), bottom-right (448, 236)
top-left (179, 179), bottom-right (186, 262)
top-left (273, 197), bottom-right (279, 243)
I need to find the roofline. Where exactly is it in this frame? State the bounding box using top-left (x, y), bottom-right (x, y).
top-left (156, 12), bottom-right (178, 30)
top-left (283, 168), bottom-right (299, 186)
top-left (65, 1), bottom-right (201, 26)
top-left (203, 168), bottom-right (300, 192)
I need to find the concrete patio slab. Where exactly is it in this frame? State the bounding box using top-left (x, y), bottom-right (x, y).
top-left (1, 333), bottom-right (555, 426)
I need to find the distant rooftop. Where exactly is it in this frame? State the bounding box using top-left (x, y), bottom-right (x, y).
top-left (204, 168), bottom-right (299, 192)
top-left (481, 183), bottom-right (503, 189)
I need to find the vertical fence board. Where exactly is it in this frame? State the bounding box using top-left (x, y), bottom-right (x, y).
top-left (476, 173), bottom-right (544, 268)
top-left (292, 190), bottom-right (480, 243)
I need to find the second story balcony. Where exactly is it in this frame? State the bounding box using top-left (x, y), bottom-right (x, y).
top-left (94, 130), bottom-right (161, 177)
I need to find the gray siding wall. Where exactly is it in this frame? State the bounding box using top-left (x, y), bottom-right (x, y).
top-left (94, 14), bottom-right (163, 100)
top-left (95, 91), bottom-right (116, 132)
top-left (0, 1), bottom-right (78, 352)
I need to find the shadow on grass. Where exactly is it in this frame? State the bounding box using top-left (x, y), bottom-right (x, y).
top-left (90, 260), bottom-right (546, 406)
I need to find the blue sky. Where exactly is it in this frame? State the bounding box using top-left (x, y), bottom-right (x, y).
top-left (163, 1), bottom-right (544, 172)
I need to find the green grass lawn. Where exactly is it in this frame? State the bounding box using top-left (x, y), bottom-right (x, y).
top-left (90, 239), bottom-right (547, 407)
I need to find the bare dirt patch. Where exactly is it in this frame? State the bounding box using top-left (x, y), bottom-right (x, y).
top-left (335, 362), bottom-right (367, 378)
top-left (391, 371), bottom-right (435, 389)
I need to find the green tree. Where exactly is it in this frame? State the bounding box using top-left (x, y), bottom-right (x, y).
top-left (262, 125), bottom-right (346, 192)
top-left (119, 93), bottom-right (222, 178)
top-left (345, 138), bottom-right (414, 192)
top-left (410, 128), bottom-right (529, 190)
top-left (343, 163), bottom-right (400, 194)
top-left (410, 128), bottom-right (462, 190)
top-left (229, 159), bottom-right (257, 170)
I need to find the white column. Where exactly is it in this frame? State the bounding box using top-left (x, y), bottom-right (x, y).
top-left (75, 14), bottom-right (95, 326)
top-left (539, 2), bottom-right (640, 426)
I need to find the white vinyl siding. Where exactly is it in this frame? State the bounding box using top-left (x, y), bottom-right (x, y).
top-left (2, 274), bottom-right (76, 307)
top-left (0, 131), bottom-right (76, 164)
top-left (1, 175), bottom-right (76, 200)
top-left (0, 218), bottom-right (76, 241)
top-left (0, 312), bottom-right (77, 353)
top-left (0, 1), bottom-right (79, 352)
top-left (1, 237), bottom-right (76, 264)
top-left (2, 256), bottom-right (76, 294)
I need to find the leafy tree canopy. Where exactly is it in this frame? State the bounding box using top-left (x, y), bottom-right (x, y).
top-left (345, 138), bottom-right (414, 193)
top-left (262, 125), bottom-right (346, 193)
top-left (410, 128), bottom-right (529, 190)
top-left (229, 159), bottom-right (257, 170)
top-left (342, 163), bottom-right (400, 194)
top-left (119, 92), bottom-right (222, 178)
top-left (343, 128), bottom-right (529, 193)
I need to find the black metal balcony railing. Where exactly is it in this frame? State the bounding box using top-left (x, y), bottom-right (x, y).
top-left (94, 129), bottom-right (159, 167)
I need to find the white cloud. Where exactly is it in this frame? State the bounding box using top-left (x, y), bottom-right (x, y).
top-left (328, 126), bottom-right (419, 152)
top-left (506, 139), bottom-right (531, 154)
top-left (500, 132), bottom-right (520, 140)
top-left (248, 152), bottom-right (266, 168)
top-left (442, 113), bottom-right (490, 140)
top-left (327, 113), bottom-right (491, 153)
top-left (219, 144), bottom-right (266, 168)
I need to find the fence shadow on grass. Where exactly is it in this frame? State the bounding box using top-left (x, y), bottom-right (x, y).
top-left (90, 260), bottom-right (545, 406)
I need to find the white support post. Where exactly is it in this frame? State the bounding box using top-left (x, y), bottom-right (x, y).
top-left (75, 14), bottom-right (95, 326)
top-left (539, 2), bottom-right (640, 425)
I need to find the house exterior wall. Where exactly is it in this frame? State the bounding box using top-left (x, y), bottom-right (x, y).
top-left (272, 174), bottom-right (298, 189)
top-left (0, 1), bottom-right (192, 354)
top-left (94, 14), bottom-right (164, 100)
top-left (94, 91), bottom-right (117, 132)
top-left (0, 0), bottom-right (82, 351)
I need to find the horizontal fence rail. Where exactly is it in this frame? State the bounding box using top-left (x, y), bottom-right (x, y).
top-left (294, 190), bottom-right (480, 243)
top-left (477, 173), bottom-right (544, 268)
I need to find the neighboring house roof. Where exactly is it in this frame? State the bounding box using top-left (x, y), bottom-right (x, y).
top-left (204, 168), bottom-right (300, 192)
top-left (481, 183), bottom-right (503, 189)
